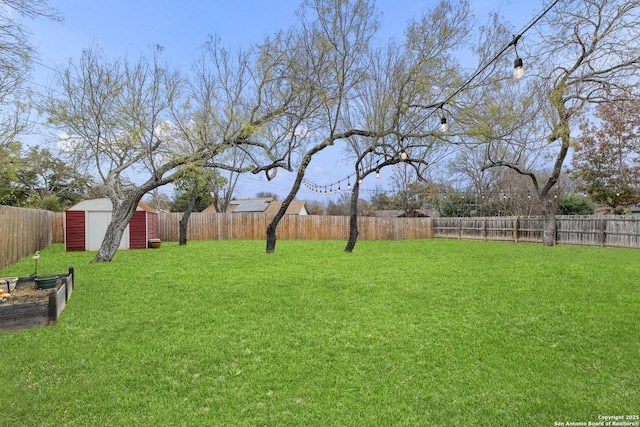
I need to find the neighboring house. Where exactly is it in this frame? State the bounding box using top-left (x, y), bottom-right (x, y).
top-left (203, 198), bottom-right (309, 215)
top-left (264, 200), bottom-right (309, 215)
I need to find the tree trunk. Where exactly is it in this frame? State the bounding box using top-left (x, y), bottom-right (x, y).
top-left (540, 195), bottom-right (556, 246)
top-left (266, 178), bottom-right (303, 253)
top-left (92, 198), bottom-right (139, 262)
top-left (266, 222), bottom-right (278, 254)
top-left (266, 141), bottom-right (333, 253)
top-left (344, 180), bottom-right (361, 252)
top-left (179, 180), bottom-right (199, 246)
top-left (178, 211), bottom-right (191, 246)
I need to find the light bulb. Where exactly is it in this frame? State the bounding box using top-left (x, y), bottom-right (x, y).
top-left (400, 150), bottom-right (407, 160)
top-left (375, 169), bottom-right (380, 178)
top-left (440, 117), bottom-right (448, 132)
top-left (513, 57), bottom-right (524, 79)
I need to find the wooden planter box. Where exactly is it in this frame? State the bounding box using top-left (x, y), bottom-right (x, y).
top-left (0, 267), bottom-right (75, 333)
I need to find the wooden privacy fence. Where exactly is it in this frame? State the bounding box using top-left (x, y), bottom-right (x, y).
top-left (158, 212), bottom-right (434, 242)
top-left (2, 207), bottom-right (640, 272)
top-left (433, 215), bottom-right (640, 248)
top-left (0, 206), bottom-right (64, 271)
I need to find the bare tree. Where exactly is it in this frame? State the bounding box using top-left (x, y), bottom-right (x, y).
top-left (264, 0), bottom-right (381, 253)
top-left (477, 0), bottom-right (640, 245)
top-left (265, 0), bottom-right (477, 253)
top-left (44, 21), bottom-right (308, 261)
top-left (43, 46), bottom-right (206, 262)
top-left (448, 146), bottom-right (504, 201)
top-left (341, 0), bottom-right (473, 251)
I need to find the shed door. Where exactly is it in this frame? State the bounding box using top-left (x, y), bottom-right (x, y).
top-left (65, 210), bottom-right (86, 251)
top-left (86, 212), bottom-right (129, 251)
top-left (129, 211), bottom-right (148, 249)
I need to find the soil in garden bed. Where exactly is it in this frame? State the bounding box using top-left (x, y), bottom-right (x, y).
top-left (1, 281), bottom-right (62, 305)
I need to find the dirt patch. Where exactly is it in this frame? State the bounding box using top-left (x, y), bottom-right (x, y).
top-left (1, 281), bottom-right (62, 305)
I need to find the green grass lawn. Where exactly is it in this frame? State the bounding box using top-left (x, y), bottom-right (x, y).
top-left (1, 239), bottom-right (638, 426)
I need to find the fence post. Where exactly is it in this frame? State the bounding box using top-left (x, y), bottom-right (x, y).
top-left (599, 218), bottom-right (606, 247)
top-left (483, 217), bottom-right (487, 241)
top-left (513, 216), bottom-right (519, 243)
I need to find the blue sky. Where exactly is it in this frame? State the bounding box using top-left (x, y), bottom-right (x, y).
top-left (27, 0), bottom-right (542, 202)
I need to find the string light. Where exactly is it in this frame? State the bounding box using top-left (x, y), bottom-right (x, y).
top-left (301, 177), bottom-right (577, 202)
top-left (440, 116), bottom-right (448, 132)
top-left (375, 169), bottom-right (380, 178)
top-left (510, 34), bottom-right (524, 79)
top-left (513, 57), bottom-right (524, 79)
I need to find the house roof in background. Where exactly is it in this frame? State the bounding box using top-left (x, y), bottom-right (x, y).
top-left (412, 209), bottom-right (436, 218)
top-left (265, 200), bottom-right (308, 215)
top-left (137, 201), bottom-right (157, 213)
top-left (230, 198), bottom-right (272, 213)
top-left (202, 198), bottom-right (308, 215)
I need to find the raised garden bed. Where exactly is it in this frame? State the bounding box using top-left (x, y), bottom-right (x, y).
top-left (0, 267), bottom-right (75, 333)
